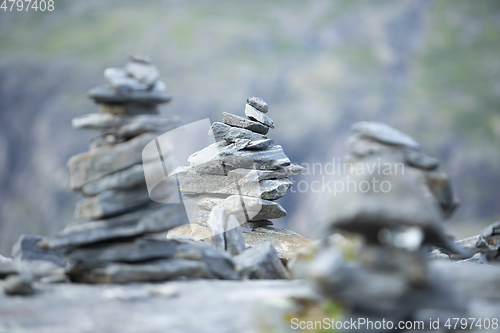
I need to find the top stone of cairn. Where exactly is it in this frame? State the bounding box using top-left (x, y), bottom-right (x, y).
top-left (246, 97), bottom-right (268, 113)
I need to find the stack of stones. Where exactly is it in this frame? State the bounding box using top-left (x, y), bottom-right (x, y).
top-left (37, 58), bottom-right (245, 283)
top-left (170, 97), bottom-right (303, 228)
top-left (295, 123), bottom-right (470, 326)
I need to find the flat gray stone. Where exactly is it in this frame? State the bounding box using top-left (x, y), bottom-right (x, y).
top-left (172, 166), bottom-right (292, 200)
top-left (12, 235), bottom-right (66, 267)
top-left (234, 242), bottom-right (289, 279)
top-left (188, 143), bottom-right (291, 175)
top-left (88, 84), bottom-right (171, 104)
top-left (193, 195), bottom-right (287, 224)
top-left (351, 121), bottom-right (421, 150)
top-left (245, 104), bottom-right (274, 128)
top-left (88, 134), bottom-right (126, 150)
top-left (66, 238), bottom-right (180, 269)
top-left (455, 253), bottom-right (487, 265)
top-left (241, 220), bottom-right (274, 228)
top-left (42, 204), bottom-right (189, 249)
top-left (227, 164), bottom-right (303, 181)
top-left (224, 215), bottom-right (245, 256)
top-left (74, 185), bottom-right (174, 220)
top-left (100, 103), bottom-right (159, 115)
top-left (245, 139), bottom-right (274, 150)
top-left (72, 113), bottom-right (181, 138)
top-left (3, 274), bottom-right (34, 296)
top-left (104, 68), bottom-right (149, 93)
top-left (70, 259), bottom-right (207, 284)
top-left (81, 164), bottom-right (146, 196)
top-left (125, 58), bottom-right (159, 88)
top-left (207, 205), bottom-right (227, 250)
top-left (246, 97), bottom-right (268, 113)
top-left (209, 122), bottom-right (268, 143)
top-left (0, 259), bottom-right (17, 279)
top-left (221, 112), bottom-right (269, 134)
top-left (405, 149), bottom-right (439, 170)
top-left (68, 132), bottom-right (161, 190)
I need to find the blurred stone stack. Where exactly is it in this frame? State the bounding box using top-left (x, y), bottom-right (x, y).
top-left (36, 58), bottom-right (243, 283)
top-left (344, 121), bottom-right (459, 218)
top-left (293, 123), bottom-right (470, 328)
top-left (171, 97), bottom-right (303, 228)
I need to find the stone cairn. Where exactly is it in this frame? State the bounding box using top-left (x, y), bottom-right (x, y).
top-left (291, 122), bottom-right (471, 328)
top-left (1, 61), bottom-right (292, 290)
top-left (167, 98), bottom-right (310, 262)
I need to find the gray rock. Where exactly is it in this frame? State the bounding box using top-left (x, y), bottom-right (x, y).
top-left (0, 259), bottom-right (17, 279)
top-left (12, 235), bottom-right (66, 267)
top-left (246, 97), bottom-right (268, 113)
top-left (455, 253), bottom-right (487, 265)
top-left (72, 113), bottom-right (181, 138)
top-left (172, 166), bottom-right (292, 200)
top-left (241, 220), bottom-right (274, 228)
top-left (125, 58), bottom-right (159, 88)
top-left (88, 134), bottom-right (126, 150)
top-left (88, 83), bottom-right (170, 104)
top-left (227, 164), bottom-right (303, 181)
top-left (209, 122), bottom-right (268, 143)
top-left (207, 205), bottom-right (227, 250)
top-left (42, 204), bottom-right (189, 249)
top-left (221, 112), bottom-right (269, 134)
top-left (234, 242), bottom-right (290, 279)
top-left (200, 248), bottom-right (239, 280)
top-left (81, 164), bottom-right (146, 196)
top-left (218, 144), bottom-right (290, 170)
top-left (187, 141), bottom-right (227, 175)
top-left (100, 103), bottom-right (159, 115)
top-left (245, 139), bottom-right (274, 150)
top-left (68, 132), bottom-right (161, 190)
top-left (351, 121), bottom-right (421, 150)
top-left (70, 259), bottom-right (207, 284)
top-left (318, 158), bottom-right (450, 247)
top-left (104, 68), bottom-right (149, 93)
top-left (66, 238), bottom-right (180, 269)
top-left (242, 227), bottom-right (311, 262)
top-left (74, 185), bottom-right (174, 220)
top-left (224, 215), bottom-right (245, 256)
top-left (405, 149), bottom-right (439, 170)
top-left (216, 195), bottom-right (287, 224)
top-left (244, 104), bottom-right (274, 128)
top-left (481, 221), bottom-right (500, 237)
top-left (3, 274), bottom-right (34, 296)
top-left (227, 138), bottom-right (250, 150)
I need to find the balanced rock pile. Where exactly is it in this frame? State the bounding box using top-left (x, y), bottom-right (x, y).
top-left (168, 98), bottom-right (310, 261)
top-left (292, 123), bottom-right (471, 328)
top-left (30, 58), bottom-right (244, 283)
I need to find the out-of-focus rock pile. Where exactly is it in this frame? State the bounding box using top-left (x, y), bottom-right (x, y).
top-left (167, 98), bottom-right (310, 262)
top-left (290, 122), bottom-right (500, 330)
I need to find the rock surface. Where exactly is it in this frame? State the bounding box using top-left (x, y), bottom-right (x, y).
top-left (234, 242), bottom-right (290, 279)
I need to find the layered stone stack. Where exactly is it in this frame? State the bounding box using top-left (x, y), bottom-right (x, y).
top-left (34, 58), bottom-right (244, 283)
top-left (344, 121), bottom-right (459, 218)
top-left (293, 123), bottom-right (470, 327)
top-left (171, 97), bottom-right (303, 227)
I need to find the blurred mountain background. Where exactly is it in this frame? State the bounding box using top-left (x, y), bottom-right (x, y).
top-left (1, 0), bottom-right (499, 256)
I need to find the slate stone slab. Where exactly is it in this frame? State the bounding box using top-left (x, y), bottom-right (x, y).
top-left (234, 242), bottom-right (290, 279)
top-left (246, 97), bottom-right (268, 113)
top-left (125, 57), bottom-right (159, 88)
top-left (245, 104), bottom-right (274, 128)
top-left (72, 113), bottom-right (181, 138)
top-left (351, 121), bottom-right (421, 150)
top-left (68, 132), bottom-right (161, 190)
top-left (69, 259), bottom-right (207, 284)
top-left (12, 235), bottom-right (66, 267)
top-left (209, 122), bottom-right (268, 143)
top-left (227, 164), bottom-right (303, 181)
top-left (88, 84), bottom-right (171, 104)
top-left (100, 103), bottom-right (159, 115)
top-left (172, 166), bottom-right (291, 200)
top-left (188, 143), bottom-right (291, 175)
top-left (224, 215), bottom-right (245, 256)
top-left (104, 68), bottom-right (149, 93)
top-left (221, 112), bottom-right (269, 135)
top-left (42, 204), bottom-right (189, 249)
top-left (81, 164), bottom-right (146, 196)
